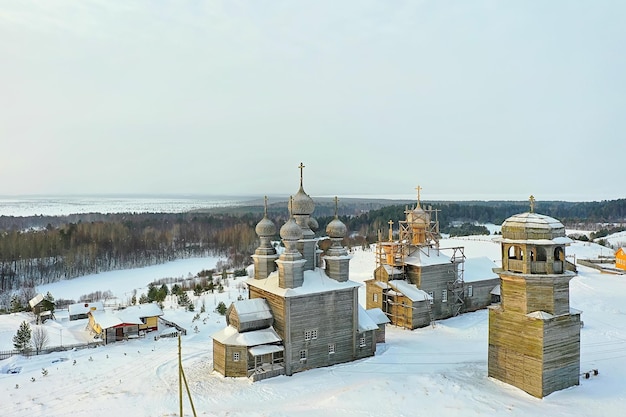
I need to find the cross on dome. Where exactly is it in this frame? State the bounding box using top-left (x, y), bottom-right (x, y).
top-left (416, 185), bottom-right (422, 208)
top-left (529, 195), bottom-right (536, 213)
top-left (298, 162), bottom-right (305, 187)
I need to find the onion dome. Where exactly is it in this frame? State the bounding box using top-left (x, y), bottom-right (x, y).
top-left (326, 217), bottom-right (347, 239)
top-left (280, 218), bottom-right (303, 241)
top-left (255, 196), bottom-right (276, 237)
top-left (291, 186), bottom-right (315, 215)
top-left (501, 212), bottom-right (566, 241)
top-left (408, 205), bottom-right (430, 225)
top-left (308, 216), bottom-right (319, 232)
top-left (255, 216), bottom-right (276, 237)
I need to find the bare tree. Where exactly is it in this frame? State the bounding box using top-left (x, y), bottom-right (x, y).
top-left (32, 326), bottom-right (49, 354)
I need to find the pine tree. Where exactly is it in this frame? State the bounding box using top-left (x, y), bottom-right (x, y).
top-left (10, 295), bottom-right (23, 313)
top-left (13, 321), bottom-right (32, 353)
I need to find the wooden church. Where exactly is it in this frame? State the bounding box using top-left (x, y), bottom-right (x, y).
top-left (488, 196), bottom-right (581, 398)
top-left (212, 164), bottom-right (385, 381)
top-left (365, 187), bottom-right (499, 329)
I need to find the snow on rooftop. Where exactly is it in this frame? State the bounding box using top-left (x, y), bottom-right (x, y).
top-left (231, 298), bottom-right (273, 323)
top-left (388, 280), bottom-right (431, 302)
top-left (358, 305), bottom-right (380, 332)
top-left (463, 256), bottom-right (499, 282)
top-left (90, 310), bottom-right (142, 329)
top-left (68, 301), bottom-right (104, 315)
top-left (248, 345), bottom-right (284, 356)
top-left (211, 325), bottom-right (282, 346)
top-left (404, 247), bottom-right (454, 267)
top-left (121, 303), bottom-right (163, 318)
top-left (246, 267), bottom-right (360, 297)
top-left (366, 307), bottom-right (390, 325)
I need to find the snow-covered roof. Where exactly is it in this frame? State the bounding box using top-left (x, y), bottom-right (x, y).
top-left (404, 248), bottom-right (454, 267)
top-left (366, 308), bottom-right (390, 325)
top-left (121, 303), bottom-right (163, 318)
top-left (90, 310), bottom-right (143, 329)
top-left (231, 298), bottom-right (273, 324)
top-left (373, 281), bottom-right (390, 289)
top-left (490, 285), bottom-right (501, 296)
top-left (388, 280), bottom-right (431, 302)
top-left (69, 301), bottom-right (104, 316)
top-left (248, 345), bottom-right (284, 356)
top-left (212, 325), bottom-right (282, 346)
top-left (28, 293), bottom-right (44, 309)
top-left (463, 257), bottom-right (499, 282)
top-left (496, 236), bottom-right (573, 245)
top-left (526, 311), bottom-right (554, 320)
top-left (381, 264), bottom-right (403, 275)
top-left (358, 305), bottom-right (380, 332)
top-left (246, 267), bottom-right (360, 298)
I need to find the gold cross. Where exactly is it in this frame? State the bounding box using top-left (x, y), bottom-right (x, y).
top-left (416, 185), bottom-right (422, 207)
top-left (529, 195), bottom-right (536, 213)
top-left (388, 220), bottom-right (394, 242)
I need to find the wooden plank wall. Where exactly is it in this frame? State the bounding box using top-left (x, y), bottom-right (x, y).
top-left (286, 288), bottom-right (357, 374)
top-left (489, 307), bottom-right (580, 398)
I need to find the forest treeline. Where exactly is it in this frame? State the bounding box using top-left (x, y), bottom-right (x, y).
top-left (313, 198), bottom-right (626, 242)
top-left (0, 212), bottom-right (258, 294)
top-left (1, 198), bottom-right (624, 297)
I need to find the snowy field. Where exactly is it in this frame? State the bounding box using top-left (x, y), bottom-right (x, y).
top-left (1, 237), bottom-right (625, 417)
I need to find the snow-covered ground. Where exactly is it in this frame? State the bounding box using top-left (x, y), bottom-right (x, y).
top-left (1, 238), bottom-right (625, 417)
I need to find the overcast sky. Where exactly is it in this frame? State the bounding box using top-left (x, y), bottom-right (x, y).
top-left (1, 1), bottom-right (624, 201)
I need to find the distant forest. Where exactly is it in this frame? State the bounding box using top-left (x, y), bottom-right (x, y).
top-left (1, 198), bottom-right (624, 297)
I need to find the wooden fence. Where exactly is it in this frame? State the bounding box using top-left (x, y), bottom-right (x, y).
top-left (0, 341), bottom-right (104, 361)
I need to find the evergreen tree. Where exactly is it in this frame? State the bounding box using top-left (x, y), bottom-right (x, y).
top-left (42, 292), bottom-right (55, 314)
top-left (215, 301), bottom-right (227, 316)
top-left (13, 321), bottom-right (32, 353)
top-left (10, 295), bottom-right (23, 313)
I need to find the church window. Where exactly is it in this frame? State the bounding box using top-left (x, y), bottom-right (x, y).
top-left (359, 337), bottom-right (366, 347)
top-left (304, 330), bottom-right (312, 341)
top-left (233, 352), bottom-right (240, 362)
top-left (328, 344), bottom-right (336, 354)
top-left (312, 329), bottom-right (318, 339)
top-left (468, 285), bottom-right (473, 297)
top-left (373, 293), bottom-right (378, 303)
top-left (442, 290), bottom-right (448, 303)
top-left (299, 350), bottom-right (307, 361)
top-left (428, 291), bottom-right (434, 304)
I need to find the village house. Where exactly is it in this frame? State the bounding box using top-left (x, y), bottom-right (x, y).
top-left (69, 301), bottom-right (104, 321)
top-left (212, 164), bottom-right (384, 381)
top-left (88, 303), bottom-right (163, 344)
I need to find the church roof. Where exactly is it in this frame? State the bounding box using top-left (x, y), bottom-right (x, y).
top-left (463, 256), bottom-right (499, 282)
top-left (358, 305), bottom-right (380, 332)
top-left (404, 248), bottom-right (455, 267)
top-left (501, 212), bottom-right (568, 241)
top-left (388, 280), bottom-right (431, 302)
top-left (229, 298), bottom-right (273, 324)
top-left (212, 325), bottom-right (282, 347)
top-left (246, 267), bottom-right (360, 298)
top-left (365, 308), bottom-right (390, 325)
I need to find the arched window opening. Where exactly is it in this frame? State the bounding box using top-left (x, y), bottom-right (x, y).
top-left (536, 247), bottom-right (547, 262)
top-left (554, 247), bottom-right (565, 262)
